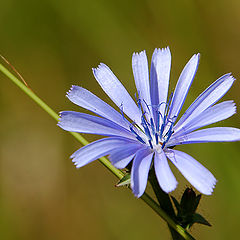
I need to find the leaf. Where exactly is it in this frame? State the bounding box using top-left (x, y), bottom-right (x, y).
top-left (192, 213), bottom-right (211, 227)
top-left (115, 174), bottom-right (131, 187)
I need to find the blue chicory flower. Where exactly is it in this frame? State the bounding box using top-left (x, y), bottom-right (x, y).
top-left (58, 47), bottom-right (240, 198)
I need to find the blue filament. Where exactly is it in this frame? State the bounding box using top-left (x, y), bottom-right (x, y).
top-left (135, 92), bottom-right (142, 110)
top-left (136, 136), bottom-right (146, 144)
top-left (162, 121), bottom-right (174, 149)
top-left (128, 93), bottom-right (177, 149)
top-left (143, 99), bottom-right (151, 113)
top-left (160, 114), bottom-right (167, 139)
top-left (130, 126), bottom-right (145, 144)
top-left (155, 133), bottom-right (159, 145)
top-left (141, 114), bottom-right (152, 140)
top-left (156, 111), bottom-right (160, 132)
top-left (150, 118), bottom-right (155, 134)
top-left (148, 140), bottom-right (153, 149)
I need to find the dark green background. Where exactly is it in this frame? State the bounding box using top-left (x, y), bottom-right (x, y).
top-left (1, 0), bottom-right (240, 239)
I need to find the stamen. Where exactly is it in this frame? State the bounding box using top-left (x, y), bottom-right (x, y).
top-left (156, 110), bottom-right (164, 133)
top-left (155, 133), bottom-right (159, 145)
top-left (160, 114), bottom-right (167, 139)
top-left (143, 99), bottom-right (151, 113)
top-left (165, 92), bottom-right (173, 116)
top-left (141, 114), bottom-right (152, 140)
top-left (162, 121), bottom-right (174, 149)
top-left (150, 118), bottom-right (155, 134)
top-left (165, 124), bottom-right (174, 141)
top-left (136, 136), bottom-right (146, 144)
top-left (130, 126), bottom-right (146, 144)
top-left (148, 140), bottom-right (153, 149)
top-left (129, 93), bottom-right (177, 149)
top-left (135, 92), bottom-right (142, 110)
top-left (156, 111), bottom-right (160, 132)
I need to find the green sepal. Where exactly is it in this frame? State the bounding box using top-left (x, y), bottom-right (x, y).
top-left (180, 188), bottom-right (201, 216)
top-left (192, 213), bottom-right (211, 227)
top-left (115, 173), bottom-right (131, 187)
top-left (171, 196), bottom-right (181, 213)
top-left (172, 188), bottom-right (211, 229)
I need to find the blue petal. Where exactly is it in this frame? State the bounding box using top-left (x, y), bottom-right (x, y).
top-left (67, 86), bottom-right (130, 129)
top-left (174, 74), bottom-right (235, 133)
top-left (93, 63), bottom-right (142, 126)
top-left (58, 111), bottom-right (135, 139)
top-left (154, 151), bottom-right (178, 193)
top-left (109, 144), bottom-right (142, 169)
top-left (168, 127), bottom-right (240, 146)
top-left (150, 47), bottom-right (171, 121)
top-left (131, 148), bottom-right (153, 198)
top-left (165, 149), bottom-right (216, 195)
top-left (132, 50), bottom-right (151, 116)
top-left (168, 54), bottom-right (200, 121)
top-left (71, 137), bottom-right (135, 168)
top-left (173, 101), bottom-right (236, 137)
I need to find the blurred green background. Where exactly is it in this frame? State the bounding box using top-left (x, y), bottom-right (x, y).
top-left (0, 0), bottom-right (240, 239)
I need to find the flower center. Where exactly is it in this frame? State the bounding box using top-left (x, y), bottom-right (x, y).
top-left (129, 95), bottom-right (175, 150)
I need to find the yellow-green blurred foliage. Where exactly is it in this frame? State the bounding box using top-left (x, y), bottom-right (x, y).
top-left (0, 0), bottom-right (240, 239)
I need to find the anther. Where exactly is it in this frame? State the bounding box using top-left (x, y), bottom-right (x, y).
top-left (148, 140), bottom-right (153, 149)
top-left (155, 133), bottom-right (159, 145)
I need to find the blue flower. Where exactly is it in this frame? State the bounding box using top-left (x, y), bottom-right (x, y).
top-left (58, 47), bottom-right (240, 198)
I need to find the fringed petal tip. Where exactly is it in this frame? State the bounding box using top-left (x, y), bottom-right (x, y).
top-left (66, 85), bottom-right (78, 99)
top-left (190, 53), bottom-right (200, 67)
top-left (133, 47), bottom-right (171, 58)
top-left (228, 100), bottom-right (237, 111)
top-left (57, 111), bottom-right (75, 132)
top-left (200, 178), bottom-right (217, 195)
top-left (92, 63), bottom-right (115, 85)
top-left (153, 46), bottom-right (171, 55)
top-left (165, 150), bottom-right (217, 196)
top-left (57, 110), bottom-right (67, 123)
top-left (221, 73), bottom-right (236, 84)
top-left (229, 75), bottom-right (236, 83)
top-left (72, 159), bottom-right (82, 169)
top-left (190, 53), bottom-right (200, 69)
top-left (132, 50), bottom-right (146, 58)
top-left (57, 111), bottom-right (64, 124)
top-left (92, 63), bottom-right (107, 73)
top-left (151, 47), bottom-right (171, 67)
top-left (223, 73), bottom-right (236, 83)
top-left (70, 151), bottom-right (80, 167)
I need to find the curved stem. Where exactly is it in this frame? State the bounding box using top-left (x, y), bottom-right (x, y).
top-left (0, 63), bottom-right (124, 179)
top-left (0, 63), bottom-right (194, 240)
top-left (141, 193), bottom-right (194, 240)
top-left (149, 169), bottom-right (186, 240)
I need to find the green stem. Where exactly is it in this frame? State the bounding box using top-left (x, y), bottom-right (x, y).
top-left (0, 63), bottom-right (124, 179)
top-left (0, 63), bottom-right (194, 240)
top-left (141, 193), bottom-right (194, 240)
top-left (149, 169), bottom-right (186, 240)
